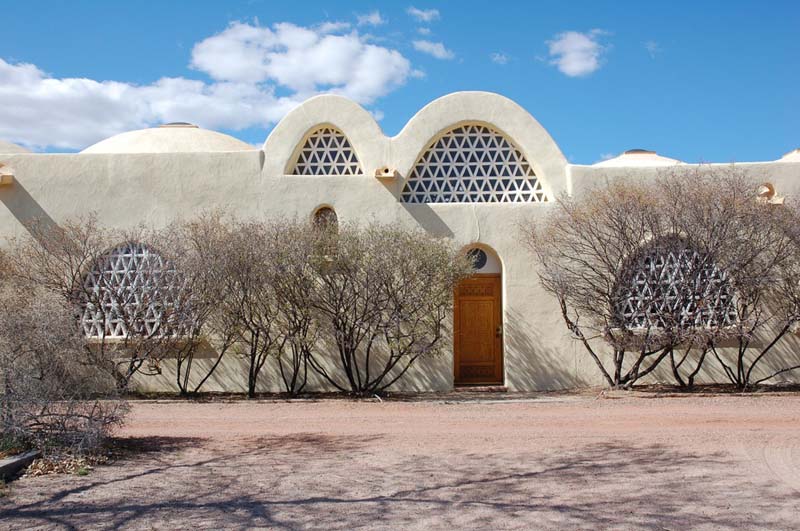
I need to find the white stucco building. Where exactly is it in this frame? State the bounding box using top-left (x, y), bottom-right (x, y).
top-left (1, 91), bottom-right (799, 392)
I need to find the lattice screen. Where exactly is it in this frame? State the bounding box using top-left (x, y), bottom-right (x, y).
top-left (289, 127), bottom-right (363, 175)
top-left (616, 240), bottom-right (737, 330)
top-left (401, 124), bottom-right (547, 203)
top-left (80, 243), bottom-right (184, 338)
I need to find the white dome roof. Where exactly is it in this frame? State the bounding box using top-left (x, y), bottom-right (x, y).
top-left (0, 140), bottom-right (30, 154)
top-left (594, 149), bottom-right (682, 167)
top-left (780, 148), bottom-right (800, 162)
top-left (81, 123), bottom-right (254, 154)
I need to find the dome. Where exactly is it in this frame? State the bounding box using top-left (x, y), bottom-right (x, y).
top-left (81, 123), bottom-right (254, 154)
top-left (594, 149), bottom-right (682, 167)
top-left (0, 140), bottom-right (30, 154)
top-left (780, 148), bottom-right (800, 162)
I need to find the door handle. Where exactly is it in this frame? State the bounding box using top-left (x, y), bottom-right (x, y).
top-left (496, 325), bottom-right (503, 337)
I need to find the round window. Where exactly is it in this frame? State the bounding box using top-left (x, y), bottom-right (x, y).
top-left (467, 248), bottom-right (488, 270)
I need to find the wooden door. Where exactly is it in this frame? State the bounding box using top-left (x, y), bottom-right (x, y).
top-left (454, 274), bottom-right (503, 385)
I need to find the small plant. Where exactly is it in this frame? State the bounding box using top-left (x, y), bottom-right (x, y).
top-left (0, 434), bottom-right (28, 459)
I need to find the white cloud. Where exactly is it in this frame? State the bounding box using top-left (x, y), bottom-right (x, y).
top-left (417, 27), bottom-right (431, 35)
top-left (193, 22), bottom-right (412, 101)
top-left (407, 7), bottom-right (440, 22)
top-left (370, 109), bottom-right (385, 121)
top-left (490, 52), bottom-right (509, 65)
top-left (413, 40), bottom-right (454, 60)
top-left (598, 152), bottom-right (615, 162)
top-left (316, 21), bottom-right (352, 34)
top-left (357, 11), bottom-right (385, 26)
top-left (546, 29), bottom-right (608, 77)
top-left (0, 21), bottom-right (415, 150)
top-left (644, 40), bottom-right (661, 59)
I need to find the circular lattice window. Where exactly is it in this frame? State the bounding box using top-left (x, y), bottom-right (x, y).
top-left (467, 248), bottom-right (488, 270)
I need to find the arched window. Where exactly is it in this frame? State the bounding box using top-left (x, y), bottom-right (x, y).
top-left (289, 126), bottom-right (363, 176)
top-left (79, 243), bottom-right (184, 338)
top-left (401, 124), bottom-right (547, 203)
top-left (614, 237), bottom-right (737, 330)
top-left (313, 206), bottom-right (338, 231)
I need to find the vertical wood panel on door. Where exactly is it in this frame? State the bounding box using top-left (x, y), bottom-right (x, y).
top-left (454, 274), bottom-right (503, 384)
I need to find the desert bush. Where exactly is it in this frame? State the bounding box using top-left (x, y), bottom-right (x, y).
top-left (157, 214), bottom-right (240, 395)
top-left (169, 215), bottom-right (298, 397)
top-left (658, 169), bottom-right (800, 389)
top-left (167, 216), bottom-right (471, 397)
top-left (524, 166), bottom-right (800, 389)
top-left (217, 220), bottom-right (287, 398)
top-left (266, 221), bottom-right (324, 395)
top-left (7, 216), bottom-right (185, 390)
top-left (0, 273), bottom-right (127, 456)
top-left (307, 222), bottom-right (473, 395)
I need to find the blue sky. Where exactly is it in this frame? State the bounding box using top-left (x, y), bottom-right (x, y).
top-left (0, 0), bottom-right (797, 163)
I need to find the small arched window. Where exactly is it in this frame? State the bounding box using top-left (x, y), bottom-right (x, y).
top-left (614, 237), bottom-right (737, 330)
top-left (289, 127), bottom-right (363, 176)
top-left (79, 242), bottom-right (184, 338)
top-left (313, 206), bottom-right (338, 232)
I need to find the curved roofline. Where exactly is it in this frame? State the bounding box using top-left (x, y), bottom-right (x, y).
top-left (81, 126), bottom-right (255, 154)
top-left (262, 94), bottom-right (385, 176)
top-left (393, 92), bottom-right (568, 198)
top-left (262, 91), bottom-right (569, 197)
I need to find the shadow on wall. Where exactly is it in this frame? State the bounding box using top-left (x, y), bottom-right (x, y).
top-left (0, 178), bottom-right (57, 238)
top-left (504, 308), bottom-right (579, 391)
top-left (131, 327), bottom-right (455, 394)
top-left (4, 439), bottom-right (798, 529)
top-left (755, 330), bottom-right (800, 384)
top-left (399, 203), bottom-right (454, 238)
top-left (375, 178), bottom-right (455, 238)
top-left (576, 317), bottom-right (800, 388)
top-left (644, 325), bottom-right (800, 387)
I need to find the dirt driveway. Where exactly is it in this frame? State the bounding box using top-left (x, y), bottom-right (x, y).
top-left (2, 393), bottom-right (800, 530)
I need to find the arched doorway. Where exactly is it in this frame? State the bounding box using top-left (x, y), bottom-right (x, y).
top-left (454, 246), bottom-right (504, 385)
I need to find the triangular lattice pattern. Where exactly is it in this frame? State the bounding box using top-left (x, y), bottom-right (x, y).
top-left (290, 127), bottom-right (363, 175)
top-left (401, 124), bottom-right (547, 203)
top-left (79, 243), bottom-right (184, 338)
top-left (615, 240), bottom-right (737, 330)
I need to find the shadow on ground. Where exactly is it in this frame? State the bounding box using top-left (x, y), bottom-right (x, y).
top-left (1, 434), bottom-right (797, 530)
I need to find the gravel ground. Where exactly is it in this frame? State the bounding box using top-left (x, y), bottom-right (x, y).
top-left (2, 393), bottom-right (799, 530)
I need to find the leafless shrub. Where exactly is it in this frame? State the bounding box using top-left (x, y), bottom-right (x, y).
top-left (266, 221), bottom-right (324, 395)
top-left (166, 217), bottom-right (470, 397)
top-left (167, 216), bottom-right (287, 398)
top-left (155, 214), bottom-right (240, 395)
top-left (218, 220), bottom-right (288, 398)
top-left (525, 178), bottom-right (672, 387)
top-left (660, 169), bottom-right (800, 388)
top-left (308, 222), bottom-right (473, 395)
top-left (0, 267), bottom-right (127, 456)
top-left (6, 216), bottom-right (188, 390)
top-left (166, 215), bottom-right (319, 397)
top-left (524, 166), bottom-right (800, 389)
